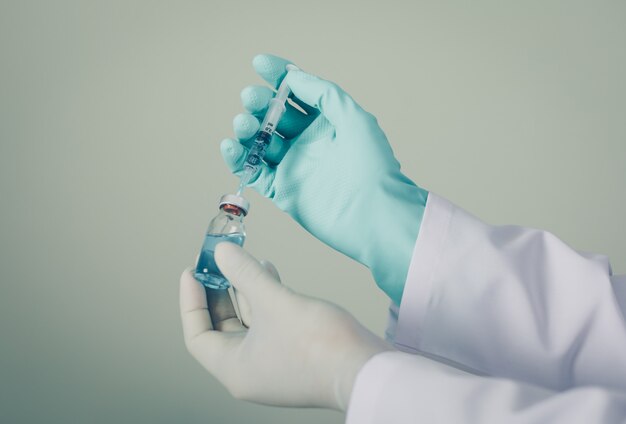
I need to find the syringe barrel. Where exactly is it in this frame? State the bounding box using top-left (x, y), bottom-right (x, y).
top-left (275, 80), bottom-right (291, 104)
top-left (259, 99), bottom-right (286, 133)
top-left (244, 130), bottom-right (272, 168)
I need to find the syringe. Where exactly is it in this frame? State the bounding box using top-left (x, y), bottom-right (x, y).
top-left (236, 64), bottom-right (298, 195)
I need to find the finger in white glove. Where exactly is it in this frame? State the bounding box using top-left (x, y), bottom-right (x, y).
top-left (234, 259), bottom-right (281, 328)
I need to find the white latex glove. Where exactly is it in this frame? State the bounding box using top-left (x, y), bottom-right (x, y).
top-left (179, 242), bottom-right (393, 411)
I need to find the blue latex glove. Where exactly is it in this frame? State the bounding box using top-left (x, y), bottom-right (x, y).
top-left (220, 54), bottom-right (428, 304)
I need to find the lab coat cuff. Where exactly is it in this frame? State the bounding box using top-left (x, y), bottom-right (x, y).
top-left (345, 351), bottom-right (403, 424)
top-left (346, 351), bottom-right (454, 424)
top-left (393, 193), bottom-right (454, 352)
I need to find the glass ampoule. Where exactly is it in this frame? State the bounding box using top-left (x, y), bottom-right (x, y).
top-left (194, 194), bottom-right (249, 290)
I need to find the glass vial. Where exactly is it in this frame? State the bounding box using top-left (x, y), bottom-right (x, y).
top-left (194, 194), bottom-right (249, 290)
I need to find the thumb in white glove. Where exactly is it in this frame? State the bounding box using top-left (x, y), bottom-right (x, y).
top-left (179, 242), bottom-right (393, 411)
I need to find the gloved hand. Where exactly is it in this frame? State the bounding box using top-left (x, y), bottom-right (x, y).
top-left (220, 54), bottom-right (428, 304)
top-left (180, 242), bottom-right (392, 411)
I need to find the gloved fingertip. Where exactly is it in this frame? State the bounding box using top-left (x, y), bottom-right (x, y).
top-left (283, 70), bottom-right (319, 107)
top-left (240, 85), bottom-right (256, 109)
top-left (215, 243), bottom-right (279, 298)
top-left (284, 70), bottom-right (354, 126)
top-left (252, 53), bottom-right (270, 67)
top-left (284, 68), bottom-right (315, 83)
top-left (252, 54), bottom-right (293, 88)
top-left (214, 242), bottom-right (247, 278)
top-left (240, 85), bottom-right (272, 113)
top-left (180, 267), bottom-right (194, 282)
top-left (219, 137), bottom-right (236, 155)
top-left (220, 138), bottom-right (245, 170)
top-left (252, 53), bottom-right (286, 74)
top-left (179, 267), bottom-right (209, 312)
top-left (252, 53), bottom-right (271, 64)
top-left (233, 113), bottom-right (260, 140)
top-left (214, 240), bottom-right (242, 256)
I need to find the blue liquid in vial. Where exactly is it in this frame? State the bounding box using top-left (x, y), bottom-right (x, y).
top-left (194, 233), bottom-right (245, 289)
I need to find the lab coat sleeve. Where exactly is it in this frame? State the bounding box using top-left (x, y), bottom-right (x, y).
top-left (345, 351), bottom-right (626, 424)
top-left (390, 193), bottom-right (626, 392)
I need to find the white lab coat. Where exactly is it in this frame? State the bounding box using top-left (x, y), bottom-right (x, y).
top-left (346, 193), bottom-right (626, 423)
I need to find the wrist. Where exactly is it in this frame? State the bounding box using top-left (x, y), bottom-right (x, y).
top-left (361, 175), bottom-right (428, 304)
top-left (332, 328), bottom-right (396, 412)
top-left (334, 346), bottom-right (395, 412)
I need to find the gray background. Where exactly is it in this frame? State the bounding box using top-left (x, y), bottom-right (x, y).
top-left (1, 1), bottom-right (624, 423)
